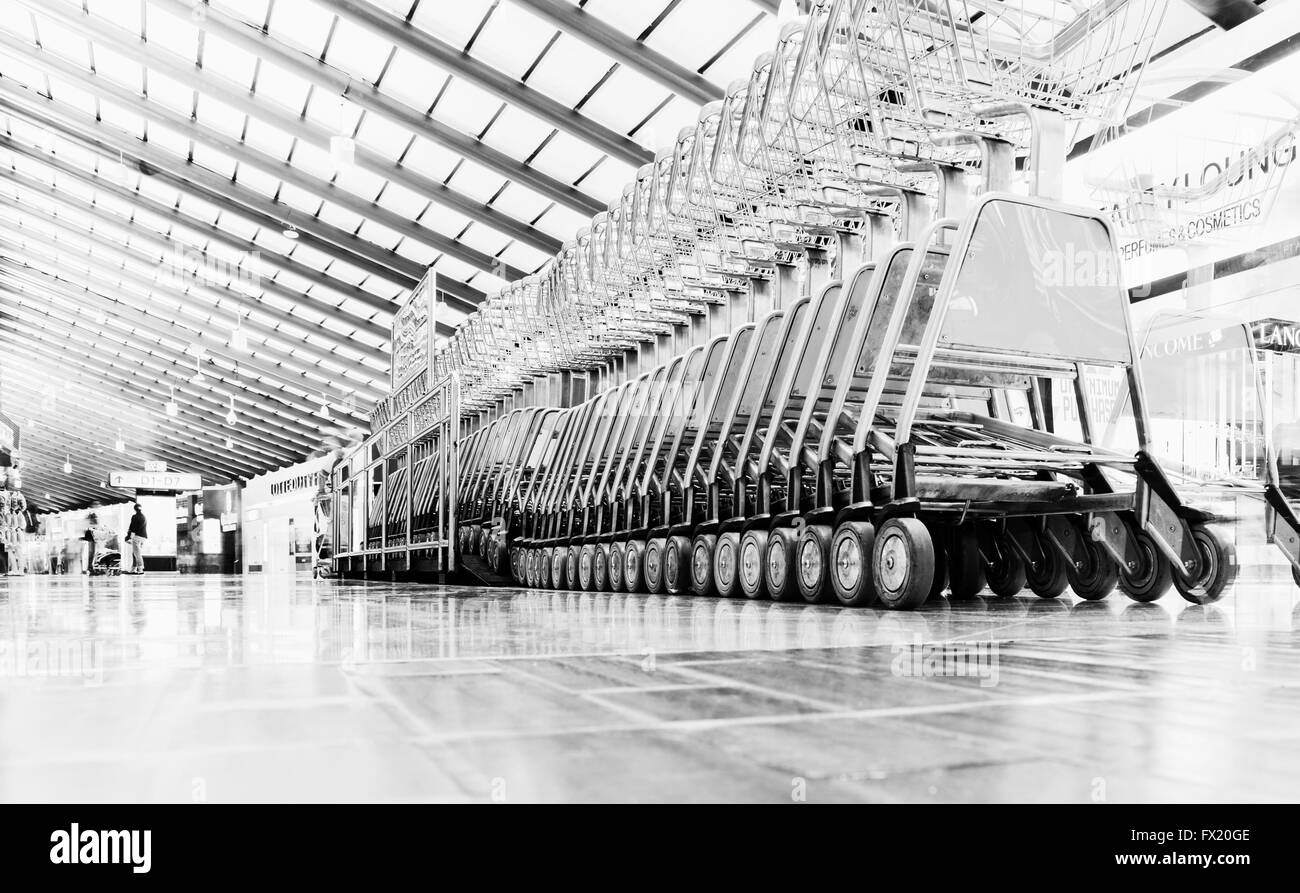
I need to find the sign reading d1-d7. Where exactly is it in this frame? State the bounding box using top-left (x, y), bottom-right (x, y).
top-left (108, 470), bottom-right (203, 492)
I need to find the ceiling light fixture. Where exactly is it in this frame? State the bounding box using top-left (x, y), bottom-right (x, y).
top-left (317, 394), bottom-right (332, 421)
top-left (226, 394), bottom-right (238, 426)
top-left (115, 431), bottom-right (125, 452)
top-left (282, 225), bottom-right (299, 240)
top-left (62, 454), bottom-right (72, 474)
top-left (225, 437), bottom-right (234, 450)
top-left (165, 386), bottom-right (179, 418)
top-left (191, 357), bottom-right (205, 384)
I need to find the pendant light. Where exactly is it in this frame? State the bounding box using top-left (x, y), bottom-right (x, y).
top-left (226, 394), bottom-right (238, 426)
top-left (165, 386), bottom-right (179, 417)
top-left (62, 454), bottom-right (72, 474)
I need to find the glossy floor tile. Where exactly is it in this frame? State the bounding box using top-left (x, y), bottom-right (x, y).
top-left (1, 569), bottom-right (1298, 803)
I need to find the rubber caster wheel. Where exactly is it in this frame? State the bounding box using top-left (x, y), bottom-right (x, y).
top-left (872, 517), bottom-right (936, 611)
top-left (829, 520), bottom-right (876, 607)
top-left (564, 545), bottom-right (581, 590)
top-left (984, 532), bottom-right (1026, 597)
top-left (738, 529), bottom-right (768, 599)
top-left (1118, 530), bottom-right (1173, 603)
top-left (945, 524), bottom-right (985, 600)
top-left (690, 534), bottom-right (717, 597)
top-left (713, 532), bottom-right (742, 598)
top-left (624, 540), bottom-right (646, 593)
top-left (575, 544), bottom-right (593, 592)
top-left (608, 542), bottom-right (626, 592)
top-left (764, 527), bottom-right (799, 602)
top-left (796, 524), bottom-right (834, 604)
top-left (593, 545), bottom-right (610, 592)
top-left (1173, 525), bottom-right (1237, 605)
top-left (644, 538), bottom-right (666, 594)
top-left (1067, 539), bottom-right (1119, 601)
top-left (663, 535), bottom-right (691, 595)
top-left (551, 548), bottom-right (567, 590)
top-left (1027, 532), bottom-right (1070, 599)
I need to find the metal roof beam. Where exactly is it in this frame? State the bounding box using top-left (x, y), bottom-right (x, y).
top-left (0, 179), bottom-right (392, 346)
top-left (0, 231), bottom-right (388, 374)
top-left (314, 0), bottom-right (652, 167)
top-left (0, 287), bottom-right (369, 437)
top-left (510, 0), bottom-right (723, 106)
top-left (0, 73), bottom-right (530, 282)
top-left (0, 372), bottom-right (265, 480)
top-left (0, 87), bottom-right (424, 287)
top-left (143, 0), bottom-right (605, 217)
top-left (0, 133), bottom-right (406, 319)
top-left (0, 319), bottom-right (314, 463)
top-left (0, 261), bottom-right (386, 407)
top-left (0, 12), bottom-right (564, 258)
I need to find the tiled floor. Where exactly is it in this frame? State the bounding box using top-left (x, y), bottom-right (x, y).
top-left (1, 570), bottom-right (1297, 803)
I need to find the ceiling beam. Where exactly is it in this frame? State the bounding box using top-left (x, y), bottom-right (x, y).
top-left (509, 0), bottom-right (723, 106)
top-left (1, 372), bottom-right (265, 480)
top-left (0, 88), bottom-right (424, 287)
top-left (1181, 0), bottom-right (1261, 30)
top-left (0, 79), bottom-right (530, 284)
top-left (0, 180), bottom-right (392, 346)
top-left (0, 9), bottom-right (563, 257)
top-left (0, 261), bottom-right (386, 407)
top-left (143, 0), bottom-right (604, 217)
top-left (0, 231), bottom-right (387, 374)
top-left (0, 318), bottom-right (314, 462)
top-left (0, 133), bottom-right (407, 318)
top-left (0, 285), bottom-right (369, 438)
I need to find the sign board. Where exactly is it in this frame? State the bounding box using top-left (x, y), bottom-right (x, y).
top-left (390, 271), bottom-right (438, 390)
top-left (143, 460), bottom-right (168, 473)
top-left (220, 511), bottom-right (239, 532)
top-left (270, 470), bottom-right (328, 497)
top-left (0, 411), bottom-right (17, 453)
top-left (109, 470), bottom-right (203, 492)
top-left (1252, 318), bottom-right (1300, 353)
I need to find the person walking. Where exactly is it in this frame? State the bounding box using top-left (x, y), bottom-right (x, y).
top-left (125, 503), bottom-right (148, 575)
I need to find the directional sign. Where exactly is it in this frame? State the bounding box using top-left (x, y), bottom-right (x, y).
top-left (143, 460), bottom-right (168, 473)
top-left (108, 470), bottom-right (203, 492)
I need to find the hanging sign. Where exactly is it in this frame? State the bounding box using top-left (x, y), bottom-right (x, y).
top-left (143, 461), bottom-right (168, 473)
top-left (108, 470), bottom-right (203, 491)
top-left (390, 271), bottom-right (437, 390)
top-left (1251, 318), bottom-right (1300, 353)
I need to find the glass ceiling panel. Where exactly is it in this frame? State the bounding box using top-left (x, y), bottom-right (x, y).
top-left (193, 93), bottom-right (248, 139)
top-left (580, 67), bottom-right (668, 137)
top-left (523, 33), bottom-right (612, 108)
top-left (240, 118), bottom-right (296, 164)
top-left (211, 0), bottom-right (272, 26)
top-left (375, 48), bottom-right (449, 112)
top-left (249, 60), bottom-right (313, 113)
top-left (91, 44), bottom-right (146, 93)
top-left (324, 18), bottom-right (395, 85)
top-left (353, 112), bottom-right (411, 161)
top-left (140, 5), bottom-right (201, 66)
top-left (584, 0), bottom-right (667, 38)
top-left (399, 136), bottom-right (460, 180)
top-left (262, 0), bottom-right (336, 58)
top-left (478, 103), bottom-right (552, 158)
top-left (444, 162), bottom-right (506, 204)
top-left (647, 0), bottom-right (752, 70)
top-left (191, 142), bottom-right (239, 180)
top-left (473, 3), bottom-right (557, 80)
top-left (332, 164), bottom-right (389, 203)
top-left (529, 130), bottom-right (603, 183)
top-left (433, 78), bottom-right (502, 137)
top-left (409, 0), bottom-right (496, 50)
top-left (27, 17), bottom-right (89, 67)
top-left (374, 180), bottom-right (428, 218)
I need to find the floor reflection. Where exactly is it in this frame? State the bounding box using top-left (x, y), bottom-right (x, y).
top-left (1, 572), bottom-right (1297, 803)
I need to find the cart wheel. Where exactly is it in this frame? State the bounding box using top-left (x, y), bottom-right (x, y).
top-left (565, 545), bottom-right (581, 590)
top-left (1293, 563), bottom-right (1300, 590)
top-left (550, 548), bottom-right (566, 590)
top-left (1067, 540), bottom-right (1119, 601)
top-left (739, 529), bottom-right (768, 599)
top-left (984, 533), bottom-right (1026, 597)
top-left (1026, 532), bottom-right (1070, 599)
top-left (1173, 526), bottom-right (1238, 605)
top-left (690, 534), bottom-right (717, 597)
top-left (575, 544), bottom-right (593, 591)
top-left (829, 520), bottom-right (876, 608)
top-left (608, 542), bottom-right (626, 592)
top-left (469, 524), bottom-right (482, 553)
top-left (713, 532), bottom-right (742, 598)
top-left (541, 549), bottom-right (554, 589)
top-left (764, 527), bottom-right (799, 602)
top-left (1118, 530), bottom-right (1173, 603)
top-left (945, 525), bottom-right (985, 601)
top-left (872, 518), bottom-right (936, 611)
top-left (593, 546), bottom-right (609, 592)
top-left (624, 540), bottom-right (646, 593)
top-left (644, 538), bottom-right (666, 594)
top-left (795, 524), bottom-right (834, 604)
top-left (663, 535), bottom-right (691, 595)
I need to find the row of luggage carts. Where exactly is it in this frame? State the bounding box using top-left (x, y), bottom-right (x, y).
top-left (441, 0), bottom-right (1286, 608)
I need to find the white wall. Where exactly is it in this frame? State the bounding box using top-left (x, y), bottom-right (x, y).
top-left (241, 455), bottom-right (332, 573)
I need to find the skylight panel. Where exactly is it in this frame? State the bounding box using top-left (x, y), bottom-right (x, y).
top-left (144, 68), bottom-right (199, 117)
top-left (331, 164), bottom-right (388, 203)
top-left (263, 0), bottom-right (336, 58)
top-left (231, 161), bottom-right (283, 200)
top-left (26, 16), bottom-right (89, 68)
top-left (190, 142), bottom-right (239, 180)
top-left (636, 96), bottom-right (702, 154)
top-left (497, 241), bottom-right (551, 274)
top-left (434, 256), bottom-right (478, 282)
top-left (288, 139), bottom-right (339, 182)
top-left (490, 182), bottom-right (549, 225)
top-left (392, 238), bottom-right (438, 265)
top-left (583, 0), bottom-right (664, 39)
top-left (375, 48), bottom-right (449, 112)
top-left (529, 130), bottom-right (602, 183)
top-left (472, 3), bottom-right (556, 80)
top-left (408, 0), bottom-right (496, 51)
top-left (250, 61), bottom-right (313, 113)
top-left (433, 78), bottom-right (501, 137)
top-left (524, 33), bottom-right (612, 108)
top-left (323, 18), bottom-right (394, 85)
top-left (354, 112), bottom-right (412, 162)
top-left (478, 104), bottom-right (553, 159)
top-left (580, 67), bottom-right (669, 139)
top-left (90, 43), bottom-right (145, 93)
top-left (375, 180), bottom-right (427, 219)
top-left (95, 97), bottom-right (149, 140)
top-left (43, 76), bottom-right (100, 120)
top-left (141, 5), bottom-right (201, 68)
top-left (577, 156), bottom-right (636, 205)
top-left (456, 225), bottom-right (508, 258)
top-left (279, 181), bottom-right (328, 215)
top-left (197, 33), bottom-right (258, 92)
top-left (645, 0), bottom-right (748, 71)
top-left (241, 117), bottom-right (295, 163)
top-left (141, 120), bottom-right (195, 164)
top-left (210, 0), bottom-right (272, 27)
top-left (194, 94), bottom-right (248, 140)
top-left (444, 162), bottom-right (506, 204)
top-left (702, 17), bottom-right (780, 88)
top-left (532, 204), bottom-right (592, 242)
top-left (0, 52), bottom-right (49, 91)
top-left (399, 136), bottom-right (460, 181)
top-left (417, 205), bottom-right (471, 237)
top-left (356, 219), bottom-right (403, 251)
